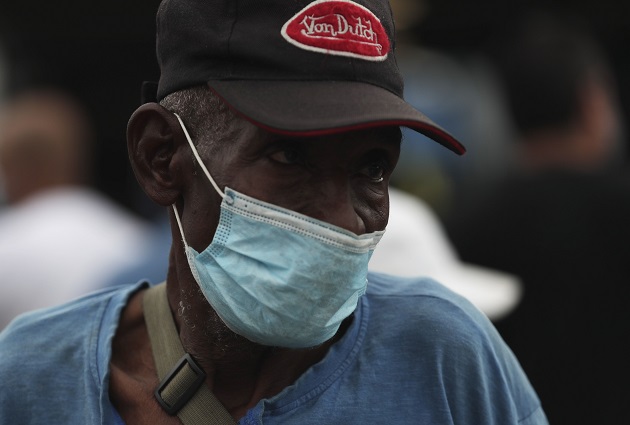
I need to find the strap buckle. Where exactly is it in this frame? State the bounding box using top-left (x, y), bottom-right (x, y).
top-left (155, 353), bottom-right (207, 415)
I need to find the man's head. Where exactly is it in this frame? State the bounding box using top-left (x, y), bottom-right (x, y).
top-left (130, 0), bottom-right (465, 237)
top-left (128, 88), bottom-right (402, 350)
top-left (0, 89), bottom-right (93, 204)
top-left (126, 0), bottom-right (464, 348)
top-left (130, 84), bottom-right (401, 238)
top-left (490, 14), bottom-right (623, 171)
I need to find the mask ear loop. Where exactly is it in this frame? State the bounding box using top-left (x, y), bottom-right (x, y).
top-left (173, 113), bottom-right (225, 199)
top-left (172, 113), bottom-right (226, 247)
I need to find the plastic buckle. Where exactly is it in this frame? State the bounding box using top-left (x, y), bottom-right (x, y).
top-left (155, 353), bottom-right (207, 415)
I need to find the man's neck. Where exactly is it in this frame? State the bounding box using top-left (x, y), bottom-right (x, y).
top-left (165, 271), bottom-right (349, 419)
top-left (179, 310), bottom-right (347, 418)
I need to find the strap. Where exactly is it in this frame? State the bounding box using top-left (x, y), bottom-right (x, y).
top-left (143, 282), bottom-right (238, 425)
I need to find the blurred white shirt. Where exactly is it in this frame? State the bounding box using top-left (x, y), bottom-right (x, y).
top-left (0, 187), bottom-right (152, 329)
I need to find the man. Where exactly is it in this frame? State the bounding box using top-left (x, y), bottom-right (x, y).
top-left (445, 15), bottom-right (628, 424)
top-left (448, 11), bottom-right (630, 424)
top-left (0, 0), bottom-right (548, 423)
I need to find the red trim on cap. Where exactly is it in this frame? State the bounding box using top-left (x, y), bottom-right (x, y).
top-left (232, 109), bottom-right (465, 155)
top-left (251, 118), bottom-right (466, 155)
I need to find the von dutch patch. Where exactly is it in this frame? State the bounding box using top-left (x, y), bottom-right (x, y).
top-left (281, 0), bottom-right (390, 61)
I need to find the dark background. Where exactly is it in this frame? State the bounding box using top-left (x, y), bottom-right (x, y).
top-left (1, 0), bottom-right (628, 218)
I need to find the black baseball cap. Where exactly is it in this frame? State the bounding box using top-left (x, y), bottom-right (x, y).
top-left (153, 0), bottom-right (465, 154)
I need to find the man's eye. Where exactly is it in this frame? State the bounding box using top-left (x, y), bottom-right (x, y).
top-left (361, 161), bottom-right (386, 182)
top-left (269, 148), bottom-right (303, 165)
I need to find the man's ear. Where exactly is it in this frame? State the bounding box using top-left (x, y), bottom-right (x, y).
top-left (127, 103), bottom-right (185, 206)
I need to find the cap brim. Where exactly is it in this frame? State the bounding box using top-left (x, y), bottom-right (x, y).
top-left (207, 80), bottom-right (465, 155)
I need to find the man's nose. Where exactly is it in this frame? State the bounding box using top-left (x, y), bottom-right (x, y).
top-left (313, 181), bottom-right (366, 235)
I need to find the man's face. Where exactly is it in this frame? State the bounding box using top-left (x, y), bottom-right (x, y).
top-left (180, 116), bottom-right (401, 252)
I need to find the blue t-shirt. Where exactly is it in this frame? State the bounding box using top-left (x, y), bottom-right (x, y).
top-left (0, 273), bottom-right (548, 424)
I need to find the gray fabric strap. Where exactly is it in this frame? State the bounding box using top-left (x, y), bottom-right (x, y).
top-left (143, 282), bottom-right (237, 425)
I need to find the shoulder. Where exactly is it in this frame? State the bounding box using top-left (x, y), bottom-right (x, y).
top-left (0, 282), bottom-right (147, 423)
top-left (366, 271), bottom-right (488, 324)
top-left (1, 282), bottom-right (145, 345)
top-left (366, 271), bottom-right (498, 350)
top-left (363, 272), bottom-right (548, 424)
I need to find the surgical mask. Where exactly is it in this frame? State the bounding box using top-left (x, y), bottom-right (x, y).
top-left (172, 113), bottom-right (384, 348)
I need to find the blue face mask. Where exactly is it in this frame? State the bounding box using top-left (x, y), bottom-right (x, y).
top-left (172, 113), bottom-right (384, 348)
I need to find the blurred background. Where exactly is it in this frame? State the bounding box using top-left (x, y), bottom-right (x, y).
top-left (1, 0), bottom-right (629, 423)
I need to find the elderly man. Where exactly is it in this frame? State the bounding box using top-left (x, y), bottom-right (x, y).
top-left (0, 0), bottom-right (548, 424)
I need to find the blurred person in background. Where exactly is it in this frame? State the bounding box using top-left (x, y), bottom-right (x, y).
top-left (445, 13), bottom-right (630, 424)
top-left (0, 87), bottom-right (153, 329)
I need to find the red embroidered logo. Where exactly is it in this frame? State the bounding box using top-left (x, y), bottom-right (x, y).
top-left (281, 0), bottom-right (390, 61)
